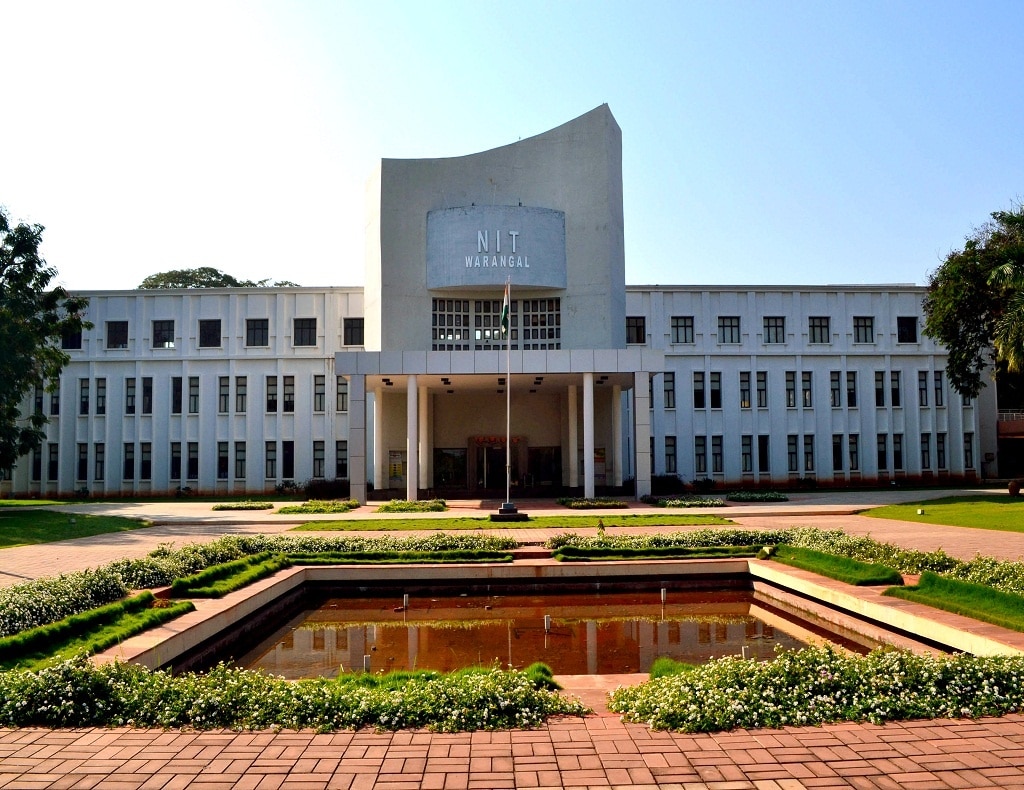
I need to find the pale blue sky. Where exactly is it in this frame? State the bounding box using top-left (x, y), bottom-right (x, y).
top-left (3, 0), bottom-right (1022, 290)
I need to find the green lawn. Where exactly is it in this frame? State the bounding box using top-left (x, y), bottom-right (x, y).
top-left (863, 496), bottom-right (1024, 533)
top-left (292, 513), bottom-right (735, 531)
top-left (0, 509), bottom-right (151, 548)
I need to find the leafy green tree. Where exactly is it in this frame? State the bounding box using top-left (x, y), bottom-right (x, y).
top-left (138, 268), bottom-right (301, 288)
top-left (923, 205), bottom-right (1024, 397)
top-left (0, 208), bottom-right (89, 476)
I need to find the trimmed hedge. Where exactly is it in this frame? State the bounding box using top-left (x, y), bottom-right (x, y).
top-left (552, 544), bottom-right (762, 562)
top-left (886, 571), bottom-right (1024, 632)
top-left (768, 545), bottom-right (904, 586)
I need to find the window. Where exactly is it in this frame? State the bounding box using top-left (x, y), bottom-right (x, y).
top-left (50, 382), bottom-right (60, 416)
top-left (312, 441), bottom-right (325, 478)
top-left (188, 376), bottom-right (199, 414)
top-left (265, 441), bottom-right (277, 478)
top-left (711, 435), bottom-right (723, 474)
top-left (266, 376), bottom-right (278, 412)
top-left (235, 442), bottom-right (246, 479)
top-left (77, 444), bottom-right (88, 481)
top-left (34, 384), bottom-right (44, 414)
top-left (123, 443), bottom-right (134, 480)
top-left (96, 378), bottom-right (106, 416)
top-left (171, 377), bottom-right (182, 414)
top-left (763, 316), bottom-right (785, 344)
top-left (665, 436), bottom-right (677, 474)
top-left (170, 442), bottom-right (181, 480)
top-left (198, 319), bottom-right (221, 348)
top-left (31, 448), bottom-right (41, 482)
top-left (663, 372), bottom-right (675, 409)
top-left (106, 321), bottom-right (128, 349)
top-left (187, 442), bottom-right (199, 480)
top-left (62, 329), bottom-right (82, 350)
top-left (934, 371), bottom-right (944, 407)
top-left (757, 435), bottom-right (770, 473)
top-left (891, 371), bottom-right (901, 408)
top-left (336, 377), bottom-right (348, 412)
top-left (756, 372), bottom-right (768, 408)
top-left (693, 372), bottom-right (706, 409)
top-left (785, 371), bottom-right (796, 408)
top-left (853, 316), bottom-right (874, 343)
top-left (877, 434), bottom-right (888, 471)
top-left (875, 371), bottom-right (885, 407)
top-left (294, 318), bottom-right (316, 346)
top-left (671, 316), bottom-right (694, 344)
top-left (709, 372), bottom-right (722, 409)
top-left (235, 376), bottom-right (247, 413)
top-left (94, 443), bottom-right (105, 481)
top-left (142, 377), bottom-right (152, 414)
top-left (802, 371), bottom-right (813, 408)
top-left (964, 432), bottom-right (974, 469)
top-left (283, 376), bottom-right (295, 413)
top-left (803, 435), bottom-right (815, 472)
top-left (832, 434), bottom-right (844, 472)
top-left (126, 379), bottom-right (137, 415)
top-left (218, 377), bottom-right (229, 413)
top-left (918, 371), bottom-right (928, 407)
top-left (937, 433), bottom-right (947, 469)
top-left (921, 434), bottom-right (931, 470)
top-left (336, 441), bottom-right (349, 479)
top-left (830, 371), bottom-right (841, 408)
top-left (897, 316), bottom-right (918, 343)
top-left (718, 316), bottom-right (741, 343)
top-left (893, 434), bottom-right (904, 470)
top-left (282, 440), bottom-right (295, 479)
top-left (343, 318), bottom-right (364, 346)
top-left (626, 316), bottom-right (646, 344)
top-left (246, 318), bottom-right (269, 347)
top-left (963, 393), bottom-right (972, 408)
top-left (153, 320), bottom-right (175, 348)
top-left (787, 435), bottom-right (798, 472)
top-left (433, 298), bottom-right (470, 349)
top-left (217, 442), bottom-right (228, 480)
top-left (849, 434), bottom-right (860, 472)
top-left (48, 443), bottom-right (58, 481)
top-left (694, 436), bottom-right (707, 475)
top-left (79, 378), bottom-right (89, 415)
top-left (140, 443), bottom-right (151, 481)
top-left (846, 371), bottom-right (858, 408)
top-left (808, 316), bottom-right (830, 344)
top-left (741, 435), bottom-right (752, 473)
top-left (314, 375), bottom-right (326, 412)
top-left (739, 372), bottom-right (751, 409)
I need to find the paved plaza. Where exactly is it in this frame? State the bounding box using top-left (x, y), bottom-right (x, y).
top-left (3, 489), bottom-right (1024, 788)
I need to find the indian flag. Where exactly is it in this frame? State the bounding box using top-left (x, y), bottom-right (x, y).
top-left (500, 280), bottom-right (510, 336)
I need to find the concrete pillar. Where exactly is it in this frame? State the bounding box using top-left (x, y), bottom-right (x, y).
top-left (612, 384), bottom-right (623, 487)
top-left (568, 385), bottom-right (579, 489)
top-left (348, 375), bottom-right (367, 503)
top-left (406, 374), bottom-right (418, 501)
top-left (373, 387), bottom-right (385, 492)
top-left (583, 372), bottom-right (595, 499)
top-left (418, 384), bottom-right (430, 490)
top-left (634, 372), bottom-right (652, 499)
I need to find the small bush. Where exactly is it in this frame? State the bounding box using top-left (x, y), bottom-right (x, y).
top-left (555, 497), bottom-right (629, 509)
top-left (692, 477), bottom-right (716, 494)
top-left (662, 497), bottom-right (726, 508)
top-left (523, 662), bottom-right (561, 690)
top-left (303, 478), bottom-right (351, 500)
top-left (211, 501), bottom-right (274, 511)
top-left (375, 499), bottom-right (447, 513)
top-left (649, 656), bottom-right (697, 680)
top-left (1010, 480), bottom-right (1021, 497)
top-left (651, 474), bottom-right (687, 495)
top-left (726, 491), bottom-right (789, 502)
top-left (278, 499), bottom-right (360, 514)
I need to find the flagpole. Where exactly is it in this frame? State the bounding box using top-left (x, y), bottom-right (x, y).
top-left (504, 276), bottom-right (512, 509)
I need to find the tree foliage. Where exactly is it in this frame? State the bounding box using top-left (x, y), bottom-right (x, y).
top-left (138, 267), bottom-right (299, 288)
top-left (923, 205), bottom-right (1024, 397)
top-left (0, 208), bottom-right (89, 475)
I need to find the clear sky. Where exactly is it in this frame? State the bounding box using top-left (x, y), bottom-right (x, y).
top-left (3, 0), bottom-right (1023, 291)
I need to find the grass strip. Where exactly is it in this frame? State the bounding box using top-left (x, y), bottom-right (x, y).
top-left (885, 571), bottom-right (1024, 631)
top-left (170, 553), bottom-right (292, 598)
top-left (649, 656), bottom-right (698, 679)
top-left (863, 496), bottom-right (1024, 532)
top-left (0, 509), bottom-right (150, 548)
top-left (293, 514), bottom-right (734, 531)
top-left (768, 545), bottom-right (904, 586)
top-left (287, 550), bottom-right (512, 564)
top-left (552, 544), bottom-right (761, 562)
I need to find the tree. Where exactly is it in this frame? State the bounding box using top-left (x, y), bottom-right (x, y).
top-left (138, 267), bottom-right (301, 288)
top-left (0, 207), bottom-right (89, 476)
top-left (923, 205), bottom-right (1024, 398)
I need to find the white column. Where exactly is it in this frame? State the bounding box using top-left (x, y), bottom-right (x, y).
top-left (406, 375), bottom-right (418, 501)
top-left (373, 387), bottom-right (385, 492)
top-left (418, 384), bottom-right (430, 490)
top-left (634, 372), bottom-right (652, 499)
top-left (567, 385), bottom-right (579, 489)
top-left (583, 372), bottom-right (595, 499)
top-left (348, 375), bottom-right (367, 504)
top-left (612, 384), bottom-right (623, 487)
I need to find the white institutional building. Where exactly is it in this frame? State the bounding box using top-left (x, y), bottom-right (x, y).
top-left (3, 106), bottom-right (1000, 501)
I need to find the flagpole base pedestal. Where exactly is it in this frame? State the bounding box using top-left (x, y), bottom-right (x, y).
top-left (491, 502), bottom-right (530, 522)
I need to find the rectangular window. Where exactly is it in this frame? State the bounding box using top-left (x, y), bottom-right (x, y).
top-left (832, 434), bottom-right (844, 472)
top-left (671, 316), bottom-right (694, 344)
top-left (709, 372), bottom-right (722, 409)
top-left (891, 371), bottom-right (901, 408)
top-left (235, 376), bottom-right (247, 413)
top-left (31, 448), bottom-right (41, 482)
top-left (763, 316), bottom-right (785, 343)
top-left (877, 434), bottom-right (888, 471)
top-left (336, 440), bottom-right (349, 479)
top-left (963, 393), bottom-right (972, 408)
top-left (234, 442), bottom-right (246, 479)
top-left (153, 320), bottom-right (175, 348)
top-left (964, 432), bottom-right (974, 469)
top-left (787, 435), bottom-right (798, 472)
top-left (739, 372), bottom-right (751, 409)
top-left (170, 442), bottom-right (181, 480)
top-left (893, 434), bottom-right (904, 470)
top-left (808, 316), bottom-right (830, 344)
top-left (803, 435), bottom-right (815, 472)
top-left (854, 316), bottom-right (874, 343)
top-left (187, 442), bottom-right (199, 480)
top-left (265, 441), bottom-right (277, 479)
top-left (188, 376), bottom-right (199, 414)
top-left (141, 377), bottom-right (152, 414)
top-left (77, 443), bottom-right (88, 481)
top-left (62, 329), bottom-right (82, 350)
top-left (79, 378), bottom-right (89, 415)
top-left (93, 442), bottom-right (105, 481)
top-left (741, 435), bottom-right (752, 473)
top-left (693, 371), bottom-right (706, 409)
top-left (218, 377), bottom-right (230, 413)
top-left (433, 298), bottom-right (471, 349)
top-left (294, 318), bottom-right (316, 346)
top-left (756, 371), bottom-right (768, 408)
top-left (140, 442), bottom-right (151, 481)
top-left (343, 317), bottom-right (364, 346)
top-left (95, 378), bottom-right (106, 416)
top-left (50, 381), bottom-right (60, 416)
top-left (171, 377), bottom-right (182, 414)
top-left (918, 371), bottom-right (929, 407)
top-left (934, 371), bottom-right (944, 407)
top-left (830, 371), bottom-right (841, 408)
top-left (336, 377), bottom-right (348, 411)
top-left (283, 376), bottom-right (295, 413)
top-left (314, 375), bottom-right (326, 412)
top-left (198, 319), bottom-right (221, 348)
top-left (757, 435), bottom-right (770, 473)
top-left (694, 436), bottom-right (707, 475)
top-left (313, 441), bottom-right (325, 478)
top-left (897, 316), bottom-right (918, 343)
top-left (665, 436), bottom-right (677, 474)
top-left (106, 321), bottom-right (128, 349)
top-left (626, 316), bottom-right (646, 344)
top-left (711, 435), bottom-right (723, 474)
top-left (266, 376), bottom-right (278, 412)
top-left (846, 371), bottom-right (858, 408)
top-left (246, 318), bottom-right (269, 347)
top-left (875, 371), bottom-right (885, 407)
top-left (802, 371), bottom-right (813, 408)
top-left (849, 434), bottom-right (860, 471)
top-left (217, 442), bottom-right (228, 480)
top-left (921, 434), bottom-right (931, 470)
top-left (785, 371), bottom-right (796, 408)
top-left (123, 443), bottom-right (134, 480)
top-left (33, 384), bottom-right (44, 415)
top-left (937, 433), bottom-right (947, 469)
top-left (48, 443), bottom-right (59, 481)
top-left (282, 440), bottom-right (295, 479)
top-left (718, 316), bottom-right (741, 343)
